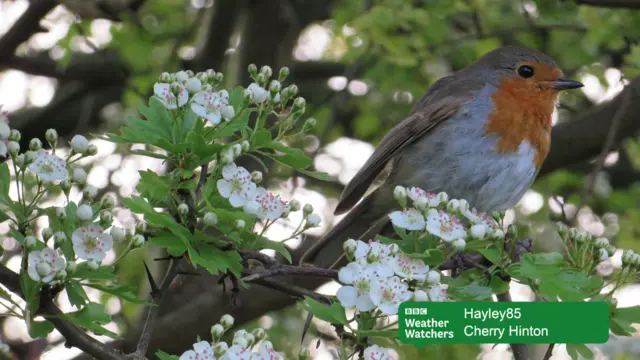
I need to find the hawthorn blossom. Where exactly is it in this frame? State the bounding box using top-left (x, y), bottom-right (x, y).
top-left (27, 248), bottom-right (65, 284)
top-left (425, 210), bottom-right (467, 242)
top-left (220, 345), bottom-right (251, 360)
top-left (179, 341), bottom-right (215, 360)
top-left (389, 208), bottom-right (425, 231)
top-left (461, 207), bottom-right (498, 229)
top-left (369, 276), bottom-right (412, 315)
top-left (191, 90), bottom-right (234, 125)
top-left (363, 345), bottom-right (395, 360)
top-left (355, 240), bottom-right (394, 277)
top-left (251, 342), bottom-right (283, 360)
top-left (390, 252), bottom-right (429, 281)
top-left (72, 224), bottom-right (113, 262)
top-left (336, 265), bottom-right (376, 312)
top-left (28, 151), bottom-right (67, 182)
top-left (407, 187), bottom-right (439, 207)
top-left (428, 285), bottom-right (448, 302)
top-left (217, 164), bottom-right (257, 208)
top-left (243, 187), bottom-right (287, 220)
top-left (153, 83), bottom-right (188, 109)
top-left (247, 83), bottom-right (268, 103)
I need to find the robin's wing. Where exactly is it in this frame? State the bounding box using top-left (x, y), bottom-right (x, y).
top-left (334, 75), bottom-right (485, 215)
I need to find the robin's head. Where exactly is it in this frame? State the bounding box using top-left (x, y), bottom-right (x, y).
top-left (465, 46), bottom-right (583, 93)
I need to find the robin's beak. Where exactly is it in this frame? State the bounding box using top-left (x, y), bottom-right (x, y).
top-left (551, 78), bottom-right (584, 91)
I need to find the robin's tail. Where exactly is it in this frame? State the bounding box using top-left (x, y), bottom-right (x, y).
top-left (300, 190), bottom-right (390, 269)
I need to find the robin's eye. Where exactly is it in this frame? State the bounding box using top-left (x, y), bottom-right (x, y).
top-left (517, 65), bottom-right (534, 78)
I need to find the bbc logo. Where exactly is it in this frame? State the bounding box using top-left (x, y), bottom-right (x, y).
top-left (405, 308), bottom-right (428, 315)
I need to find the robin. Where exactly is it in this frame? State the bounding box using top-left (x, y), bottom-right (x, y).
top-left (300, 46), bottom-right (583, 269)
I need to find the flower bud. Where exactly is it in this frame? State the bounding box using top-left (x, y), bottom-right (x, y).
top-left (9, 129), bottom-right (21, 142)
top-left (414, 196), bottom-right (428, 210)
top-left (306, 213), bottom-right (321, 227)
top-left (60, 179), bottom-right (72, 193)
top-left (55, 269), bottom-right (67, 280)
top-left (232, 336), bottom-right (248, 348)
top-left (7, 141), bottom-right (19, 156)
top-left (66, 261), bottom-right (77, 274)
top-left (594, 237), bottom-right (609, 248)
top-left (447, 199), bottom-right (460, 213)
top-left (252, 328), bottom-right (266, 340)
top-left (87, 260), bottom-right (100, 270)
top-left (240, 140), bottom-right (250, 153)
top-left (42, 227), bottom-right (53, 241)
top-left (55, 206), bottom-right (66, 219)
top-left (201, 83), bottom-right (213, 92)
top-left (185, 77), bottom-right (202, 93)
top-left (606, 244), bottom-right (616, 257)
top-left (251, 171), bottom-right (263, 183)
top-left (260, 65), bottom-right (273, 79)
top-left (491, 229), bottom-right (505, 240)
top-left (436, 192), bottom-right (449, 205)
top-left (135, 221), bottom-right (148, 234)
top-left (303, 204), bottom-right (313, 215)
top-left (71, 135), bottom-right (89, 153)
top-left (293, 97), bottom-right (306, 109)
top-left (235, 219), bottom-right (245, 230)
top-left (86, 144), bottom-right (98, 156)
top-left (100, 211), bottom-right (113, 225)
top-left (213, 72), bottom-right (224, 83)
top-left (109, 227), bottom-right (126, 242)
top-left (426, 270), bottom-right (441, 285)
top-left (29, 138), bottom-right (42, 151)
top-left (83, 185), bottom-right (98, 200)
top-left (304, 117), bottom-right (316, 128)
top-left (507, 224), bottom-right (518, 238)
top-left (25, 150), bottom-right (37, 164)
top-left (598, 248), bottom-right (609, 262)
top-left (36, 262), bottom-right (52, 277)
top-left (243, 88), bottom-right (253, 102)
top-left (248, 64), bottom-right (258, 76)
top-left (343, 239), bottom-right (357, 256)
top-left (101, 195), bottom-right (115, 209)
top-left (203, 212), bottom-right (218, 227)
top-left (175, 71), bottom-right (189, 82)
top-left (45, 129), bottom-right (58, 145)
top-left (298, 348), bottom-right (311, 360)
top-left (54, 231), bottom-right (67, 247)
top-left (159, 72), bottom-right (171, 82)
top-left (76, 204), bottom-right (93, 221)
top-left (470, 224), bottom-right (486, 240)
top-left (220, 314), bottom-right (234, 329)
top-left (556, 221), bottom-right (569, 237)
top-left (205, 69), bottom-right (216, 78)
top-left (452, 238), bottom-right (466, 250)
top-left (393, 185), bottom-right (407, 203)
top-left (288, 84), bottom-right (298, 96)
top-left (178, 203), bottom-right (189, 217)
top-left (132, 234), bottom-right (145, 248)
top-left (213, 343), bottom-right (229, 357)
top-left (413, 290), bottom-right (428, 301)
top-left (289, 200), bottom-right (301, 212)
top-left (622, 249), bottom-right (634, 265)
top-left (221, 105), bottom-right (235, 120)
top-left (25, 235), bottom-right (37, 250)
top-left (72, 168), bottom-right (87, 184)
top-left (278, 66), bottom-right (290, 81)
top-left (15, 154), bottom-right (24, 168)
top-left (244, 333), bottom-right (256, 346)
top-left (211, 324), bottom-right (225, 341)
top-left (269, 80), bottom-right (281, 94)
top-left (232, 143), bottom-right (242, 157)
top-left (220, 149), bottom-right (235, 165)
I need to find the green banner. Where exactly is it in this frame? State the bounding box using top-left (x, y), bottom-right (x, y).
top-left (399, 301), bottom-right (609, 344)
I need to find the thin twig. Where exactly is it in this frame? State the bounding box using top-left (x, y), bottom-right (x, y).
top-left (238, 249), bottom-right (279, 267)
top-left (125, 258), bottom-right (181, 359)
top-left (573, 82), bottom-right (630, 224)
top-left (242, 264), bottom-right (338, 282)
top-left (496, 291), bottom-right (529, 360)
top-left (542, 343), bottom-right (555, 360)
top-left (253, 278), bottom-right (332, 304)
top-left (195, 163), bottom-right (209, 198)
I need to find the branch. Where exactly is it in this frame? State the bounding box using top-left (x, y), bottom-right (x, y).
top-left (241, 264), bottom-right (338, 283)
top-left (576, 0), bottom-right (640, 8)
top-left (253, 278), bottom-right (332, 305)
top-left (542, 344), bottom-right (555, 360)
top-left (496, 291), bottom-right (529, 360)
top-left (125, 258), bottom-right (182, 359)
top-left (0, 0), bottom-right (57, 61)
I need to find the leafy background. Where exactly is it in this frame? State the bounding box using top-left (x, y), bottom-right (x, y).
top-left (1, 0), bottom-right (640, 359)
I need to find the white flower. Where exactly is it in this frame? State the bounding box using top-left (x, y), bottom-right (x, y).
top-left (462, 207), bottom-right (498, 229)
top-left (221, 345), bottom-right (252, 360)
top-left (414, 290), bottom-right (428, 301)
top-left (179, 340), bottom-right (215, 360)
top-left (191, 91), bottom-right (232, 125)
top-left (153, 83), bottom-right (188, 109)
top-left (343, 239), bottom-right (358, 255)
top-left (27, 248), bottom-right (65, 284)
top-left (426, 270), bottom-right (441, 285)
top-left (244, 187), bottom-right (287, 220)
top-left (175, 71), bottom-right (189, 82)
top-left (247, 83), bottom-right (268, 103)
top-left (407, 187), bottom-right (440, 207)
top-left (389, 208), bottom-right (425, 230)
top-left (363, 345), bottom-right (395, 360)
top-left (72, 224), bottom-right (113, 262)
top-left (336, 265), bottom-right (376, 312)
top-left (426, 210), bottom-right (467, 242)
top-left (72, 168), bottom-right (87, 183)
top-left (221, 105), bottom-right (235, 121)
top-left (452, 238), bottom-right (466, 250)
top-left (369, 276), bottom-right (412, 315)
top-left (470, 224), bottom-right (487, 239)
top-left (307, 213), bottom-right (321, 227)
top-left (70, 135), bottom-right (89, 153)
top-left (109, 227), bottom-right (126, 242)
top-left (359, 241), bottom-right (394, 277)
top-left (217, 164), bottom-right (257, 208)
top-left (393, 185), bottom-right (407, 202)
top-left (252, 342), bottom-right (283, 360)
top-left (28, 151), bottom-right (67, 182)
top-left (76, 204), bottom-right (93, 221)
top-left (338, 262), bottom-right (363, 284)
top-left (390, 252), bottom-right (429, 281)
top-left (185, 77), bottom-right (202, 93)
top-left (428, 285), bottom-right (448, 302)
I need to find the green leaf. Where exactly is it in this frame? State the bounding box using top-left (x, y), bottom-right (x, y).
top-left (127, 149), bottom-right (168, 159)
top-left (244, 234), bottom-right (292, 263)
top-left (86, 284), bottom-right (147, 304)
top-left (297, 169), bottom-right (335, 181)
top-left (63, 303), bottom-right (118, 338)
top-left (610, 316), bottom-right (636, 336)
top-left (72, 262), bottom-right (116, 281)
top-left (266, 148), bottom-right (313, 170)
top-left (252, 129), bottom-right (273, 148)
top-left (566, 344), bottom-right (593, 360)
top-left (155, 351), bottom-right (179, 360)
top-left (304, 297), bottom-right (348, 325)
top-left (357, 330), bottom-right (398, 338)
top-left (616, 305), bottom-right (640, 324)
top-left (409, 249), bottom-right (445, 266)
top-left (66, 280), bottom-right (88, 308)
top-left (476, 248), bottom-right (502, 264)
top-left (0, 162), bottom-right (9, 201)
top-left (150, 232), bottom-right (188, 257)
top-left (28, 319), bottom-right (55, 338)
top-left (190, 245), bottom-right (243, 277)
top-left (137, 170), bottom-right (172, 200)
